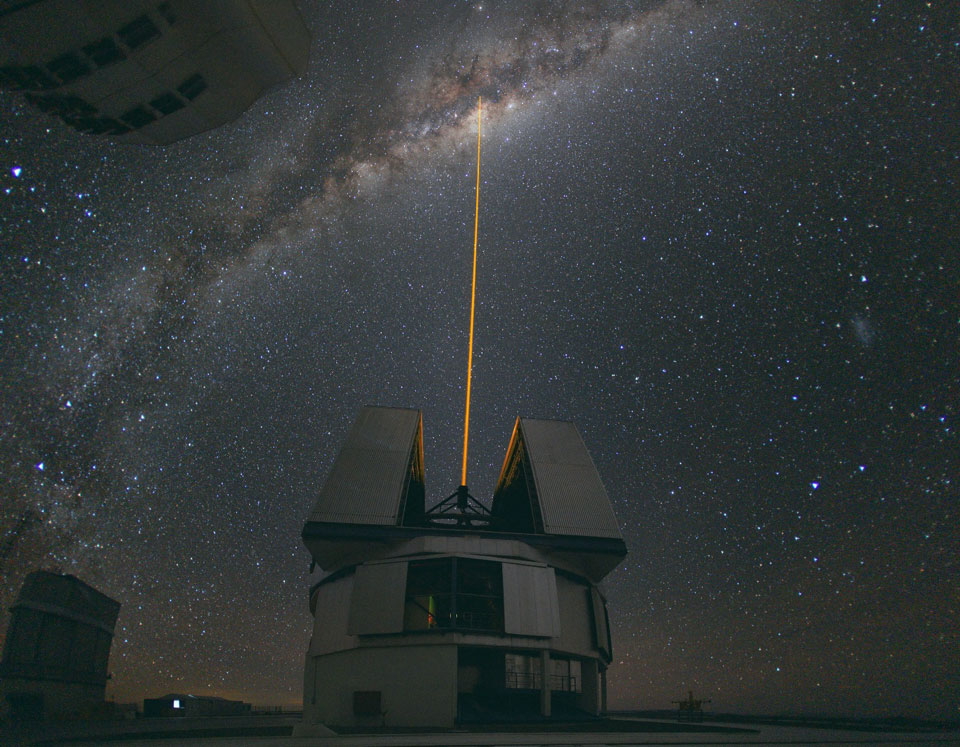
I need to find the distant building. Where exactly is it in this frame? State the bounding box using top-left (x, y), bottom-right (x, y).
top-left (297, 407), bottom-right (627, 732)
top-left (0, 0), bottom-right (310, 145)
top-left (0, 571), bottom-right (120, 721)
top-left (143, 693), bottom-right (251, 718)
top-left (672, 690), bottom-right (711, 722)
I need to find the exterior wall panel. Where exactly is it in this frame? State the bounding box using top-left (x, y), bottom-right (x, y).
top-left (306, 645), bottom-right (457, 728)
top-left (503, 563), bottom-right (560, 638)
top-left (555, 575), bottom-right (595, 657)
top-left (576, 658), bottom-right (601, 715)
top-left (309, 575), bottom-right (355, 656)
top-left (347, 562), bottom-right (407, 635)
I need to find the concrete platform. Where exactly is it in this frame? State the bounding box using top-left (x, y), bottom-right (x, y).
top-left (4, 715), bottom-right (958, 746)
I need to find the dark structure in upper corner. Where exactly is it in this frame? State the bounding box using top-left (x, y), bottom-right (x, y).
top-left (0, 571), bottom-right (120, 721)
top-left (0, 0), bottom-right (310, 145)
top-left (296, 406), bottom-right (627, 733)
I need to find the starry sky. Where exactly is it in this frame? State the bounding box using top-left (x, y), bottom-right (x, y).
top-left (1, 0), bottom-right (958, 719)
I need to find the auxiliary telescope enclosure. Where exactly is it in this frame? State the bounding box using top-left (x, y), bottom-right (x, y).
top-left (0, 571), bottom-right (120, 721)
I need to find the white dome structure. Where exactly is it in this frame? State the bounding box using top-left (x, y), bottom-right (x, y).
top-left (298, 406), bottom-right (627, 731)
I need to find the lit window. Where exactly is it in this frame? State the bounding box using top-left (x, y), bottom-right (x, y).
top-left (172, 699), bottom-right (180, 709)
top-left (404, 558), bottom-right (450, 629)
top-left (403, 558), bottom-right (503, 632)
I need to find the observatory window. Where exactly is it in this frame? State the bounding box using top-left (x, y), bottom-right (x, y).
top-left (157, 3), bottom-right (177, 26)
top-left (404, 558), bottom-right (503, 633)
top-left (29, 94), bottom-right (96, 119)
top-left (504, 653), bottom-right (541, 689)
top-left (83, 38), bottom-right (126, 68)
top-left (68, 116), bottom-right (101, 134)
top-left (118, 15), bottom-right (161, 50)
top-left (47, 52), bottom-right (91, 85)
top-left (177, 74), bottom-right (207, 101)
top-left (120, 105), bottom-right (156, 129)
top-left (100, 118), bottom-right (132, 135)
top-left (0, 65), bottom-right (58, 91)
top-left (75, 117), bottom-right (130, 136)
top-left (550, 658), bottom-right (582, 693)
top-left (404, 558), bottom-right (451, 630)
top-left (150, 92), bottom-right (185, 115)
top-left (456, 558), bottom-right (504, 631)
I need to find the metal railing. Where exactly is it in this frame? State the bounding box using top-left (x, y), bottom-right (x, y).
top-left (405, 594), bottom-right (503, 632)
top-left (504, 672), bottom-right (580, 692)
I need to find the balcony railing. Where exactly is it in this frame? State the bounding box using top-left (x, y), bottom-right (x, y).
top-left (405, 592), bottom-right (503, 633)
top-left (504, 672), bottom-right (580, 692)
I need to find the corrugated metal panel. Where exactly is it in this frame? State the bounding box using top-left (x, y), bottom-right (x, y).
top-left (15, 571), bottom-right (120, 632)
top-left (520, 419), bottom-right (623, 539)
top-left (308, 406), bottom-right (422, 526)
top-left (347, 562), bottom-right (407, 635)
top-left (502, 562), bottom-right (560, 637)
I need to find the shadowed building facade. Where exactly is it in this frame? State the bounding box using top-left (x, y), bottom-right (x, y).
top-left (297, 406), bottom-right (627, 732)
top-left (0, 571), bottom-right (120, 721)
top-left (0, 0), bottom-right (309, 145)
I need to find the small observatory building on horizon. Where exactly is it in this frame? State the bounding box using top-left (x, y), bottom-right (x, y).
top-left (297, 406), bottom-right (627, 732)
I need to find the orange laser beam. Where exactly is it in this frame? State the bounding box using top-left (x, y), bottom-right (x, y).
top-left (461, 96), bottom-right (482, 487)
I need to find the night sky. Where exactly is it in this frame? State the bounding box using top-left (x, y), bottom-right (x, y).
top-left (2, 0), bottom-right (958, 718)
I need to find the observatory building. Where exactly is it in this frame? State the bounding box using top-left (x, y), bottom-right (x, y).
top-left (297, 406), bottom-right (627, 731)
top-left (0, 571), bottom-right (120, 721)
top-left (0, 0), bottom-right (309, 145)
